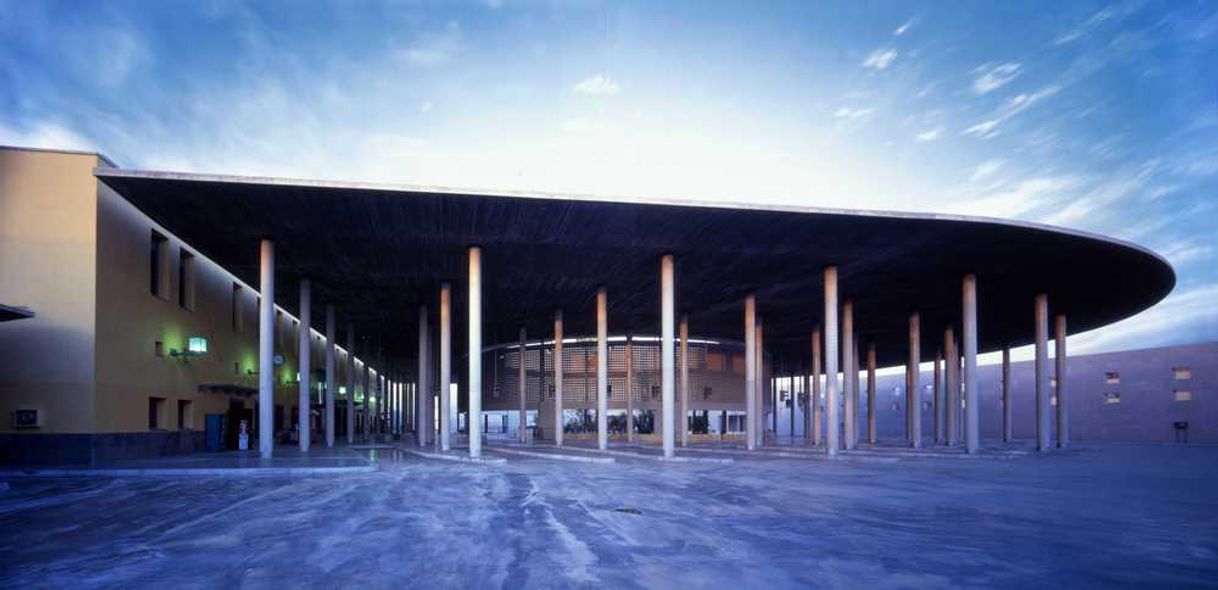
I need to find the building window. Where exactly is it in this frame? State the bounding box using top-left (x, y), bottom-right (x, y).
top-left (154, 341), bottom-right (164, 357)
top-left (1174, 390), bottom-right (1192, 402)
top-left (1104, 392), bottom-right (1121, 404)
top-left (178, 249), bottom-right (196, 310)
top-left (150, 231), bottom-right (169, 298)
top-left (148, 397), bottom-right (166, 430)
top-left (232, 283), bottom-right (244, 332)
top-left (1172, 366), bottom-right (1191, 380)
top-left (177, 400), bottom-right (193, 429)
top-left (1105, 372), bottom-right (1120, 384)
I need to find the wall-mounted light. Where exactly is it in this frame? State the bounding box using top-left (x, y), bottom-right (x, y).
top-left (170, 336), bottom-right (209, 360)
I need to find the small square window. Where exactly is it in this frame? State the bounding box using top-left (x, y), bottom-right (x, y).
top-left (1174, 390), bottom-right (1192, 402)
top-left (1104, 392), bottom-right (1121, 404)
top-left (1105, 372), bottom-right (1120, 384)
top-left (1172, 367), bottom-right (1191, 380)
top-left (1050, 396), bottom-right (1058, 407)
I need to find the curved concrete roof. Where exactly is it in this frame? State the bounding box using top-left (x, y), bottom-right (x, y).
top-left (95, 167), bottom-right (1174, 370)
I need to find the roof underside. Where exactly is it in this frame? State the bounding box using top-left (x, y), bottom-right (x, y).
top-left (95, 168), bottom-right (1174, 374)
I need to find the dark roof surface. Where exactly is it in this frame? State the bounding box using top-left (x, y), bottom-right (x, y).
top-left (95, 167), bottom-right (1174, 373)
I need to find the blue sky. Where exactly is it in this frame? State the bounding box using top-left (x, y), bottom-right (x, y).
top-left (2, 0), bottom-right (1215, 357)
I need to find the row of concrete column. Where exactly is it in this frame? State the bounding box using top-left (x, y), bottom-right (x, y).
top-left (261, 238), bottom-right (1071, 460)
top-left (779, 271), bottom-right (1070, 453)
top-left (257, 239), bottom-right (409, 459)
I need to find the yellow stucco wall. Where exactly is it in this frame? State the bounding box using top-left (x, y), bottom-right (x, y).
top-left (2, 147), bottom-right (362, 437)
top-left (0, 148), bottom-right (99, 433)
top-left (93, 175), bottom-right (344, 433)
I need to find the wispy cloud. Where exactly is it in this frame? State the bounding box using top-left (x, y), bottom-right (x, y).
top-left (833, 106), bottom-right (874, 121)
top-left (571, 74), bottom-right (620, 97)
top-left (963, 85), bottom-right (1060, 138)
top-left (862, 48), bottom-right (898, 70)
top-left (1159, 239), bottom-right (1213, 268)
top-left (1070, 284), bottom-right (1218, 354)
top-left (914, 128), bottom-right (941, 142)
top-left (971, 62), bottom-right (1021, 94)
top-left (397, 21), bottom-right (462, 68)
top-left (970, 159), bottom-right (1005, 182)
top-left (894, 19), bottom-right (914, 36)
top-left (947, 176), bottom-right (1078, 218)
top-left (0, 120), bottom-right (96, 151)
top-left (1055, 5), bottom-right (1121, 45)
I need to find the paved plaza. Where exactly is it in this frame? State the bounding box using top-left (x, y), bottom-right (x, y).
top-left (2, 443), bottom-right (1216, 588)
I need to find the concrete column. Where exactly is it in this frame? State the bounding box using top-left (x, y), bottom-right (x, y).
top-left (944, 326), bottom-right (957, 446)
top-left (811, 328), bottom-right (821, 446)
top-left (1055, 314), bottom-right (1069, 449)
top-left (823, 266), bottom-right (840, 455)
top-left (596, 287), bottom-right (609, 450)
top-left (755, 318), bottom-right (764, 448)
top-left (679, 314), bottom-right (690, 447)
top-left (1002, 348), bottom-right (1012, 443)
top-left (626, 334), bottom-right (635, 442)
top-left (417, 305), bottom-right (429, 447)
top-left (660, 254), bottom-right (676, 459)
top-left (866, 343), bottom-right (877, 445)
top-left (842, 301), bottom-right (855, 450)
top-left (468, 247), bottom-right (483, 459)
top-left (803, 364), bottom-right (813, 443)
top-left (407, 382), bottom-right (414, 434)
top-left (852, 339), bottom-right (861, 447)
top-left (772, 372), bottom-right (778, 438)
top-left (908, 312), bottom-right (921, 448)
top-left (962, 274), bottom-right (979, 453)
top-left (1034, 294), bottom-right (1050, 451)
top-left (933, 352), bottom-right (943, 444)
top-left (439, 282), bottom-right (452, 452)
top-left (744, 295), bottom-right (757, 451)
top-left (518, 328), bottom-right (528, 444)
top-left (297, 280), bottom-right (311, 452)
top-left (324, 305), bottom-right (336, 447)
top-left (554, 309), bottom-right (564, 447)
top-left (346, 323), bottom-right (355, 445)
top-left (258, 239), bottom-right (275, 459)
top-left (362, 362), bottom-right (370, 440)
top-left (790, 371), bottom-right (797, 440)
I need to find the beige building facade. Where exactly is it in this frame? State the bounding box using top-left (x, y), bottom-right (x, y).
top-left (0, 147), bottom-right (371, 464)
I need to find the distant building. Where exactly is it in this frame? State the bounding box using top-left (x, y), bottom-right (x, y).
top-left (763, 341), bottom-right (1216, 445)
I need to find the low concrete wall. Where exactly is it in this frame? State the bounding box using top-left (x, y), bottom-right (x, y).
top-left (0, 430), bottom-right (207, 466)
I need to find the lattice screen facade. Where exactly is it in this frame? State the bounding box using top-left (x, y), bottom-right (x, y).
top-left (481, 338), bottom-right (752, 412)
